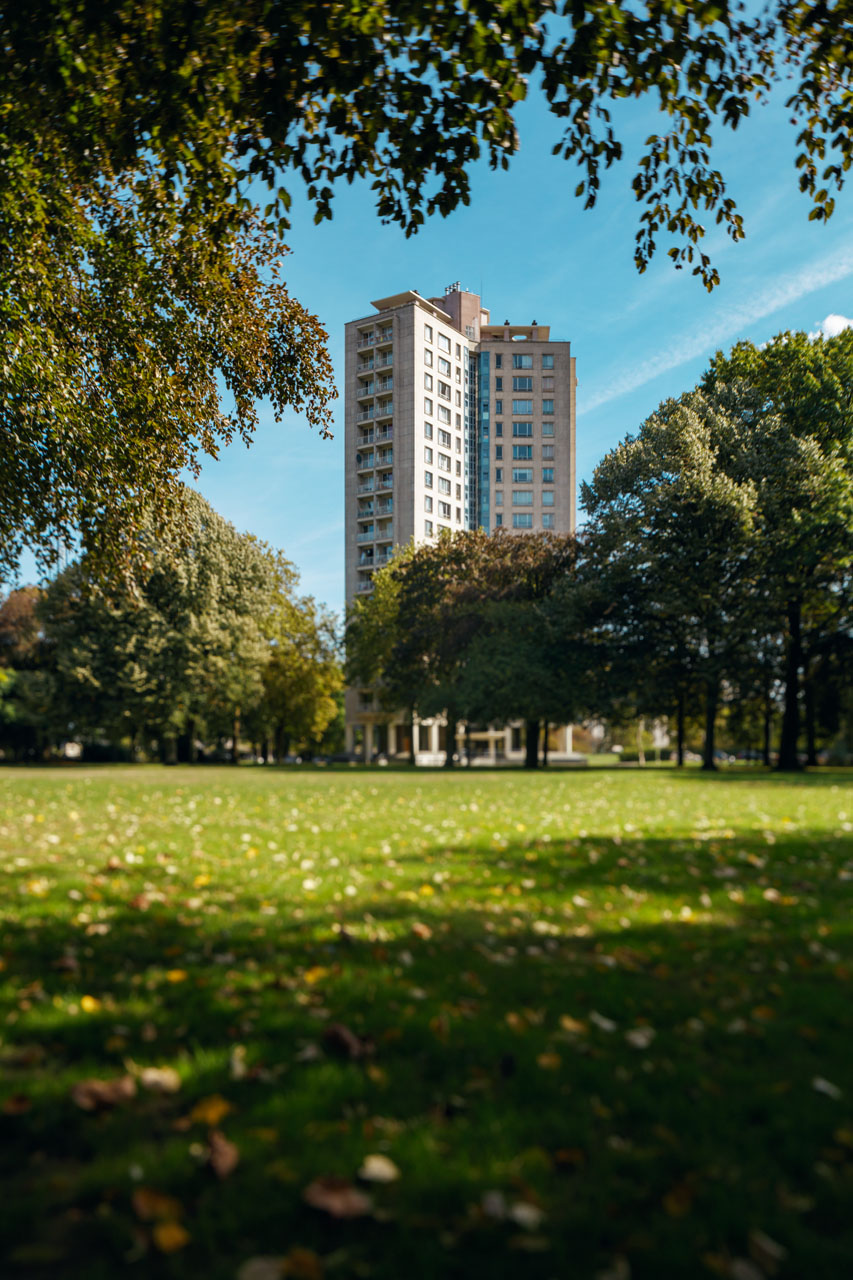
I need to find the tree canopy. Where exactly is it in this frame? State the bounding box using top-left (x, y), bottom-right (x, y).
top-left (4, 2), bottom-right (853, 579)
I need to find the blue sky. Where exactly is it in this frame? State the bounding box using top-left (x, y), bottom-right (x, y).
top-left (24, 84), bottom-right (853, 615)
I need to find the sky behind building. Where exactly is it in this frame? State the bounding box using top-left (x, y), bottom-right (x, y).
top-left (19, 86), bottom-right (853, 615)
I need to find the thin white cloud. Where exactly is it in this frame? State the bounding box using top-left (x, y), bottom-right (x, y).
top-left (581, 247), bottom-right (853, 414)
top-left (811, 312), bottom-right (853, 338)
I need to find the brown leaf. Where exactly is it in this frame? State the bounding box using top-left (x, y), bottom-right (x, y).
top-left (71, 1074), bottom-right (136, 1110)
top-left (303, 1176), bottom-right (372, 1218)
top-left (411, 921), bottom-right (432, 940)
top-left (138, 1066), bottom-right (181, 1094)
top-left (188, 1094), bottom-right (232, 1126)
top-left (283, 1248), bottom-right (325, 1279)
top-left (208, 1129), bottom-right (240, 1178)
top-left (323, 1023), bottom-right (370, 1060)
top-left (3, 1093), bottom-right (32, 1114)
top-left (237, 1260), bottom-right (286, 1280)
top-left (152, 1221), bottom-right (190, 1253)
top-left (131, 1187), bottom-right (184, 1222)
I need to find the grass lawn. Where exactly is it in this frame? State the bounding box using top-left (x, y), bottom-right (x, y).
top-left (1, 765), bottom-right (852, 1280)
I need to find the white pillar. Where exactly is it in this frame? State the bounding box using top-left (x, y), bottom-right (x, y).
top-left (388, 723), bottom-right (397, 756)
top-left (364, 722), bottom-right (375, 762)
top-left (489, 732), bottom-right (497, 763)
top-left (430, 722), bottom-right (440, 755)
top-left (345, 723), bottom-right (355, 754)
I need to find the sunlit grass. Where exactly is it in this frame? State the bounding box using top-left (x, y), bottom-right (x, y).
top-left (1, 765), bottom-right (852, 1279)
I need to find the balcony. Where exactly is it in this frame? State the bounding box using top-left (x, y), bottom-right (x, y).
top-left (357, 334), bottom-right (374, 349)
top-left (356, 407), bottom-right (374, 423)
top-left (357, 529), bottom-right (375, 543)
top-left (375, 353), bottom-right (393, 370)
top-left (357, 480), bottom-right (375, 494)
top-left (377, 376), bottom-right (393, 393)
top-left (374, 425), bottom-right (393, 443)
top-left (377, 326), bottom-right (393, 343)
top-left (356, 455), bottom-right (375, 472)
top-left (377, 449), bottom-right (393, 467)
top-left (377, 498), bottom-right (393, 515)
top-left (357, 381), bottom-right (375, 398)
top-left (358, 553), bottom-right (375, 567)
top-left (374, 551), bottom-right (393, 567)
top-left (375, 525), bottom-right (393, 542)
top-left (358, 504), bottom-right (374, 518)
top-left (376, 474), bottom-right (393, 492)
top-left (375, 400), bottom-right (393, 419)
top-left (356, 579), bottom-right (374, 594)
top-left (357, 357), bottom-right (374, 372)
top-left (357, 429), bottom-right (375, 446)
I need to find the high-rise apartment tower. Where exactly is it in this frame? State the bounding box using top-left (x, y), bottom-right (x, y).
top-left (344, 283), bottom-right (576, 761)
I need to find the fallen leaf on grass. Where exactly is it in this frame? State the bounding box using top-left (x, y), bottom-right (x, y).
top-left (189, 1094), bottom-right (233, 1126)
top-left (132, 1187), bottom-right (184, 1222)
top-left (80, 994), bottom-right (102, 1013)
top-left (358, 1153), bottom-right (400, 1183)
top-left (589, 1011), bottom-right (617, 1033)
top-left (283, 1247), bottom-right (325, 1278)
top-left (208, 1130), bottom-right (240, 1178)
top-left (138, 1066), bottom-right (181, 1094)
top-left (812, 1076), bottom-right (843, 1101)
top-left (71, 1075), bottom-right (136, 1110)
top-left (559, 1015), bottom-right (588, 1035)
top-left (625, 1027), bottom-right (656, 1050)
top-left (166, 969), bottom-right (188, 984)
top-left (729, 1261), bottom-right (763, 1280)
top-left (537, 1053), bottom-right (562, 1070)
top-left (3, 1093), bottom-right (32, 1114)
top-left (509, 1201), bottom-right (545, 1230)
top-left (663, 1183), bottom-right (694, 1217)
top-left (596, 1257), bottom-right (631, 1280)
top-left (237, 1260), bottom-right (285, 1280)
top-left (323, 1023), bottom-right (371, 1060)
top-left (303, 1176), bottom-right (372, 1218)
top-left (748, 1228), bottom-right (788, 1275)
top-left (411, 921), bottom-right (432, 939)
top-left (152, 1221), bottom-right (190, 1253)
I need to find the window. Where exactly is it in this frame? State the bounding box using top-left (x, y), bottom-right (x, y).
top-left (438, 356), bottom-right (451, 375)
top-left (456, 343), bottom-right (461, 358)
top-left (542, 512), bottom-right (554, 528)
top-left (495, 399), bottom-right (503, 414)
top-left (542, 490), bottom-right (555, 506)
top-left (513, 444), bottom-right (533, 460)
top-left (542, 467), bottom-right (554, 483)
top-left (513, 421), bottom-right (532, 437)
top-left (424, 470), bottom-right (433, 487)
top-left (438, 428), bottom-right (451, 447)
top-left (424, 373), bottom-right (433, 390)
top-left (513, 468), bottom-right (533, 482)
top-left (456, 367), bottom-right (461, 383)
top-left (495, 513), bottom-right (503, 526)
top-left (438, 500), bottom-right (451, 518)
top-left (424, 421), bottom-right (433, 439)
top-left (513, 400), bottom-right (533, 414)
top-left (456, 483), bottom-right (461, 499)
top-left (438, 405), bottom-right (451, 424)
top-left (495, 422), bottom-right (503, 436)
top-left (438, 333), bottom-right (451, 352)
top-left (495, 376), bottom-right (503, 390)
top-left (495, 444), bottom-right (503, 460)
top-left (424, 446), bottom-right (433, 463)
top-left (495, 490), bottom-right (503, 505)
top-left (438, 476), bottom-right (451, 494)
top-left (455, 390), bottom-right (461, 407)
top-left (424, 324), bottom-right (433, 342)
top-left (424, 495), bottom-right (433, 512)
top-left (542, 421), bottom-right (554, 436)
top-left (542, 376), bottom-right (554, 391)
top-left (513, 376), bottom-right (533, 391)
top-left (455, 413), bottom-right (462, 427)
top-left (542, 353), bottom-right (554, 368)
top-left (495, 354), bottom-right (503, 368)
top-left (542, 444), bottom-right (554, 459)
top-left (542, 399), bottom-right (554, 415)
top-left (513, 353), bottom-right (533, 369)
top-left (424, 348), bottom-right (433, 367)
top-left (456, 437), bottom-right (461, 453)
top-left (513, 512), bottom-right (533, 528)
top-left (513, 490), bottom-right (533, 506)
top-left (456, 459), bottom-right (461, 476)
top-left (456, 507), bottom-right (462, 523)
top-left (438, 452), bottom-right (451, 472)
top-left (424, 397), bottom-right (433, 416)
top-left (425, 519), bottom-right (434, 535)
top-left (438, 380), bottom-right (451, 400)
top-left (495, 467), bottom-right (503, 482)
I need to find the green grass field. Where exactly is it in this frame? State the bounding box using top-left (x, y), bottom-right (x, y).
top-left (1, 765), bottom-right (852, 1280)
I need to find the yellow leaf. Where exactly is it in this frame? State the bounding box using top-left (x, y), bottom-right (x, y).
top-left (193, 874), bottom-right (210, 887)
top-left (537, 1053), bottom-right (561, 1070)
top-left (663, 1183), bottom-right (693, 1217)
top-left (80, 994), bottom-right (102, 1013)
top-left (132, 1187), bottom-right (184, 1222)
top-left (165, 969), bottom-right (188, 983)
top-left (559, 1015), bottom-right (588, 1035)
top-left (189, 1094), bottom-right (232, 1126)
top-left (303, 966), bottom-right (329, 985)
top-left (283, 1247), bottom-right (325, 1279)
top-left (152, 1221), bottom-right (190, 1253)
top-left (418, 884), bottom-right (434, 896)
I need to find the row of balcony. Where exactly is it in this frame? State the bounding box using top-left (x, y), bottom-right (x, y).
top-left (357, 526), bottom-right (393, 543)
top-left (357, 474), bottom-right (393, 495)
top-left (358, 498), bottom-right (393, 519)
top-left (356, 400), bottom-right (393, 423)
top-left (357, 449), bottom-right (393, 471)
top-left (357, 425), bottom-right (393, 446)
top-left (358, 551), bottom-right (393, 568)
top-left (357, 327), bottom-right (393, 349)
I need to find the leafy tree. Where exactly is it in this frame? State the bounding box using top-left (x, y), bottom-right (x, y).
top-left (703, 333), bottom-right (853, 769)
top-left (6, 2), bottom-right (853, 577)
top-left (582, 391), bottom-right (760, 770)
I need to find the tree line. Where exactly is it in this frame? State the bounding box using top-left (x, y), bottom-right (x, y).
top-left (347, 331), bottom-right (853, 770)
top-left (0, 492), bottom-right (343, 763)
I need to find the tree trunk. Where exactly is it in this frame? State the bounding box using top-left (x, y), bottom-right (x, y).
top-left (637, 716), bottom-right (646, 767)
top-left (701, 678), bottom-right (718, 771)
top-left (260, 736), bottom-right (269, 764)
top-left (777, 598), bottom-right (802, 771)
top-left (465, 721), bottom-right (472, 767)
top-left (762, 679), bottom-right (772, 767)
top-left (187, 717), bottom-right (197, 764)
top-left (804, 662), bottom-right (818, 767)
top-left (524, 719), bottom-right (540, 769)
top-left (163, 735), bottom-right (177, 766)
top-left (408, 707), bottom-right (416, 766)
top-left (676, 689), bottom-right (685, 767)
top-left (542, 722), bottom-right (549, 768)
top-left (231, 708), bottom-right (240, 764)
top-left (444, 713), bottom-right (456, 768)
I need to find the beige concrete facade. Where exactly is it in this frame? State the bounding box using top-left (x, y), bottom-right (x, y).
top-left (344, 284), bottom-right (578, 763)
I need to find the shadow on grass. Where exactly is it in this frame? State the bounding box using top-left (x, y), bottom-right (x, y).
top-left (2, 827), bottom-right (853, 1280)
